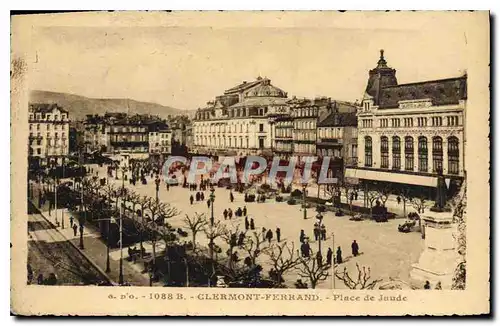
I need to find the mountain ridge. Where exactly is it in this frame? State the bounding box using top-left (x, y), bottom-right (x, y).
top-left (29, 90), bottom-right (193, 121)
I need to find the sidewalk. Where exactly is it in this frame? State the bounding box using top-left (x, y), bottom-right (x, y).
top-left (29, 182), bottom-right (152, 286)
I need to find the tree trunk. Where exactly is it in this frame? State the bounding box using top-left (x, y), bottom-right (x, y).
top-left (192, 233), bottom-right (197, 250)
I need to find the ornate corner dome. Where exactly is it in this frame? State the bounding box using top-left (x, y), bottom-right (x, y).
top-left (244, 78), bottom-right (288, 98)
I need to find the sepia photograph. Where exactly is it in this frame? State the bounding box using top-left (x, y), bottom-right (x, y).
top-left (10, 11), bottom-right (490, 316)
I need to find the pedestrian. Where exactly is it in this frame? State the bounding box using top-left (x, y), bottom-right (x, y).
top-left (313, 223), bottom-right (319, 241)
top-left (79, 224), bottom-right (84, 237)
top-left (69, 215), bottom-right (74, 228)
top-left (72, 223), bottom-right (78, 236)
top-left (228, 208), bottom-right (233, 220)
top-left (250, 218), bottom-right (255, 230)
top-left (300, 242), bottom-right (308, 258)
top-left (166, 183), bottom-right (170, 191)
top-left (336, 246), bottom-right (343, 264)
top-left (354, 192), bottom-right (358, 200)
top-left (262, 227), bottom-right (267, 241)
top-left (243, 206), bottom-right (247, 216)
top-left (276, 227), bottom-right (281, 242)
top-left (316, 251), bottom-right (323, 267)
top-left (424, 280), bottom-right (431, 289)
top-left (230, 191), bottom-right (234, 203)
top-left (321, 224), bottom-right (327, 241)
top-left (266, 229), bottom-right (273, 243)
top-left (190, 195), bottom-right (194, 205)
top-left (326, 247), bottom-right (333, 265)
top-left (397, 196), bottom-right (401, 204)
top-left (207, 199), bottom-right (211, 209)
top-left (300, 229), bottom-right (305, 244)
top-left (196, 192), bottom-right (200, 202)
top-left (304, 242), bottom-right (311, 258)
top-left (351, 240), bottom-right (359, 257)
top-left (224, 209), bottom-right (228, 220)
top-left (244, 216), bottom-right (249, 230)
top-left (200, 192), bottom-right (205, 201)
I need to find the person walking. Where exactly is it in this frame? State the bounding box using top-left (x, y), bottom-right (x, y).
top-left (244, 216), bottom-right (249, 230)
top-left (243, 206), bottom-right (247, 216)
top-left (336, 246), bottom-right (343, 264)
top-left (424, 280), bottom-right (431, 289)
top-left (72, 223), bottom-right (78, 237)
top-left (190, 194), bottom-right (194, 205)
top-left (262, 227), bottom-right (267, 241)
top-left (224, 209), bottom-right (228, 220)
top-left (276, 227), bottom-right (281, 242)
top-left (300, 229), bottom-right (306, 244)
top-left (250, 218), bottom-right (255, 230)
top-left (195, 192), bottom-right (200, 202)
top-left (313, 223), bottom-right (319, 241)
top-left (326, 247), bottom-right (333, 265)
top-left (200, 192), bottom-right (205, 201)
top-left (351, 240), bottom-right (359, 257)
top-left (230, 191), bottom-right (234, 203)
top-left (321, 225), bottom-right (327, 241)
top-left (69, 215), bottom-right (74, 228)
top-left (266, 229), bottom-right (273, 244)
top-left (207, 199), bottom-right (211, 209)
top-left (228, 208), bottom-right (233, 220)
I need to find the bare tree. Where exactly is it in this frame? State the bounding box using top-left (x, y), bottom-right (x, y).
top-left (377, 185), bottom-right (392, 207)
top-left (263, 241), bottom-right (301, 286)
top-left (366, 190), bottom-right (380, 218)
top-left (341, 183), bottom-right (357, 215)
top-left (295, 253), bottom-right (329, 289)
top-left (410, 195), bottom-right (427, 231)
top-left (397, 188), bottom-right (411, 219)
top-left (242, 231), bottom-right (268, 267)
top-left (146, 200), bottom-right (180, 272)
top-left (183, 212), bottom-right (208, 251)
top-left (203, 220), bottom-right (226, 261)
top-left (334, 263), bottom-right (382, 289)
top-left (220, 224), bottom-right (242, 271)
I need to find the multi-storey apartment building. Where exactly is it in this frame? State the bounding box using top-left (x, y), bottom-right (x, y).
top-left (193, 77), bottom-right (288, 156)
top-left (289, 97), bottom-right (332, 159)
top-left (148, 121), bottom-right (172, 157)
top-left (83, 113), bottom-right (171, 159)
top-left (316, 108), bottom-right (358, 179)
top-left (345, 50), bottom-right (467, 196)
top-left (28, 103), bottom-right (70, 166)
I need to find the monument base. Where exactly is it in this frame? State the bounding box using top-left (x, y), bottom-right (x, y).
top-left (410, 211), bottom-right (459, 289)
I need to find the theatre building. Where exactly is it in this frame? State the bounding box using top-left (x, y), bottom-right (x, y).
top-left (345, 50), bottom-right (467, 198)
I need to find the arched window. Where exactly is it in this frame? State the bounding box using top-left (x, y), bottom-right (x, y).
top-left (392, 136), bottom-right (401, 170)
top-left (405, 136), bottom-right (414, 171)
top-left (418, 137), bottom-right (428, 172)
top-left (364, 136), bottom-right (372, 167)
top-left (380, 136), bottom-right (389, 168)
top-left (432, 136), bottom-right (443, 173)
top-left (448, 136), bottom-right (460, 174)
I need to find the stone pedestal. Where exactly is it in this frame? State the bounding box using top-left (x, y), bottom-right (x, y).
top-left (410, 212), bottom-right (459, 289)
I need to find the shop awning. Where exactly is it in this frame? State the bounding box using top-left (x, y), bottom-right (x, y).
top-left (345, 168), bottom-right (438, 187)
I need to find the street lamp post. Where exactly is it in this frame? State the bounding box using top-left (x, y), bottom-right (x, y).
top-left (118, 194), bottom-right (124, 285)
top-left (302, 183), bottom-right (307, 220)
top-left (155, 177), bottom-right (160, 203)
top-left (316, 212), bottom-right (323, 256)
top-left (331, 232), bottom-right (335, 289)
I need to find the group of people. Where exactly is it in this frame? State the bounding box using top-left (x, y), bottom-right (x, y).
top-left (189, 191), bottom-right (209, 205)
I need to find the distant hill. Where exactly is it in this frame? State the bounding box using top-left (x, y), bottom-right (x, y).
top-left (30, 90), bottom-right (192, 121)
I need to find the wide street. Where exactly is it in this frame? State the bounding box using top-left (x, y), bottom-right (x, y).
top-left (93, 163), bottom-right (424, 289)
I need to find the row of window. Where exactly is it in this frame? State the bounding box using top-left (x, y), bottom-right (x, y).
top-left (294, 120), bottom-right (316, 130)
top-left (291, 108), bottom-right (319, 118)
top-left (294, 143), bottom-right (316, 154)
top-left (29, 132), bottom-right (66, 138)
top-left (195, 123), bottom-right (265, 134)
top-left (293, 131), bottom-right (316, 141)
top-left (318, 127), bottom-right (343, 139)
top-left (110, 126), bottom-right (147, 133)
top-left (29, 113), bottom-right (68, 121)
top-left (361, 119), bottom-right (373, 128)
top-left (364, 136), bottom-right (460, 174)
top-left (29, 148), bottom-right (67, 155)
top-left (372, 115), bottom-right (461, 128)
top-left (29, 123), bottom-right (68, 131)
top-left (275, 129), bottom-right (293, 138)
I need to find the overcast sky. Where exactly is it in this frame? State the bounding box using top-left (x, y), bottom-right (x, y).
top-left (29, 18), bottom-right (469, 110)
